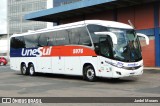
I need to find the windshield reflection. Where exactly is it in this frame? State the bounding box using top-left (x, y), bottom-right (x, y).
top-left (109, 28), bottom-right (142, 62)
top-left (87, 25), bottom-right (142, 62)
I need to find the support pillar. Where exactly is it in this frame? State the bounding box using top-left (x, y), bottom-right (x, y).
top-left (154, 3), bottom-right (160, 66)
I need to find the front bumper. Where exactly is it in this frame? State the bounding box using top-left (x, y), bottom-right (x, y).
top-left (112, 66), bottom-right (143, 78)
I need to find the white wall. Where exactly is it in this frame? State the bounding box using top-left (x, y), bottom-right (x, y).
top-left (47, 0), bottom-right (54, 28)
top-left (47, 0), bottom-right (53, 9)
top-left (0, 40), bottom-right (8, 53)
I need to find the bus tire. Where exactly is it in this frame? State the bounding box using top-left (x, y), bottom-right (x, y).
top-left (83, 65), bottom-right (96, 82)
top-left (28, 64), bottom-right (36, 76)
top-left (21, 64), bottom-right (28, 75)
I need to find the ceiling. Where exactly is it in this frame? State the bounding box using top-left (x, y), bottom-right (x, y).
top-left (24, 0), bottom-right (159, 22)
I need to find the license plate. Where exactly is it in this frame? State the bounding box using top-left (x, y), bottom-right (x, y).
top-left (130, 72), bottom-right (135, 75)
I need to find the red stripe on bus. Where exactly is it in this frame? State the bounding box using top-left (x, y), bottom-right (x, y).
top-left (41, 46), bottom-right (97, 57)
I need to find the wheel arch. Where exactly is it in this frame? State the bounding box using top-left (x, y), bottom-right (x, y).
top-left (28, 62), bottom-right (33, 67)
top-left (83, 63), bottom-right (96, 75)
top-left (20, 62), bottom-right (26, 68)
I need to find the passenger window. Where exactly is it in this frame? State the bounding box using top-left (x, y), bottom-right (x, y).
top-left (47, 32), bottom-right (57, 46)
top-left (24, 34), bottom-right (39, 48)
top-left (11, 36), bottom-right (26, 49)
top-left (87, 24), bottom-right (108, 46)
top-left (56, 30), bottom-right (69, 45)
top-left (37, 32), bottom-right (57, 47)
top-left (68, 28), bottom-right (80, 45)
top-left (79, 27), bottom-right (92, 46)
top-left (38, 33), bottom-right (49, 47)
top-left (67, 27), bottom-right (91, 46)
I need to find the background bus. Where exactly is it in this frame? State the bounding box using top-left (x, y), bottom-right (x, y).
top-left (10, 20), bottom-right (149, 81)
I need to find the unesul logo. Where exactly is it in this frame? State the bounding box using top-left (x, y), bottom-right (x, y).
top-left (21, 47), bottom-right (52, 57)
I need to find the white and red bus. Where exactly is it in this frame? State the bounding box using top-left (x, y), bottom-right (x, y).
top-left (10, 20), bottom-right (149, 81)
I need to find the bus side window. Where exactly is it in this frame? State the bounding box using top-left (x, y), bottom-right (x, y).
top-left (56, 30), bottom-right (70, 46)
top-left (11, 37), bottom-right (26, 49)
top-left (87, 24), bottom-right (109, 47)
top-left (47, 32), bottom-right (57, 46)
top-left (68, 28), bottom-right (80, 45)
top-left (78, 27), bottom-right (92, 46)
top-left (24, 34), bottom-right (39, 48)
top-left (38, 33), bottom-right (48, 47)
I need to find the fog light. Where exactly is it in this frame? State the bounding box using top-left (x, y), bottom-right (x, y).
top-left (116, 71), bottom-right (121, 75)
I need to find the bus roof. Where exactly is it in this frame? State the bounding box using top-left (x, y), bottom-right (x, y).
top-left (11, 20), bottom-right (133, 37)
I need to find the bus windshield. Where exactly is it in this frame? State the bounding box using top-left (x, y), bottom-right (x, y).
top-left (109, 28), bottom-right (142, 62)
top-left (87, 25), bottom-right (142, 62)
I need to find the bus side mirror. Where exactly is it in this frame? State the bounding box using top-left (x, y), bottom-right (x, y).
top-left (137, 33), bottom-right (149, 45)
top-left (94, 32), bottom-right (117, 44)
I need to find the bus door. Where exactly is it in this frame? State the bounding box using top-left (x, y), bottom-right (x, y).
top-left (98, 37), bottom-right (113, 77)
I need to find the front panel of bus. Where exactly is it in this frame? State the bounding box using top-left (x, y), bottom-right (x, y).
top-left (87, 24), bottom-right (143, 78)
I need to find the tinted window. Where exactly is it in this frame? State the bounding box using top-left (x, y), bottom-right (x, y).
top-left (47, 32), bottom-right (57, 46)
top-left (11, 36), bottom-right (26, 49)
top-left (87, 25), bottom-right (109, 44)
top-left (99, 37), bottom-right (113, 59)
top-left (68, 28), bottom-right (80, 45)
top-left (87, 25), bottom-right (108, 33)
top-left (37, 32), bottom-right (57, 47)
top-left (38, 32), bottom-right (49, 47)
top-left (62, 27), bottom-right (91, 46)
top-left (56, 30), bottom-right (69, 45)
top-left (78, 27), bottom-right (91, 46)
top-left (24, 34), bottom-right (39, 48)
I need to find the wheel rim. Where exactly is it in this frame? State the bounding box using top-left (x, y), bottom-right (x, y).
top-left (22, 66), bottom-right (26, 74)
top-left (87, 69), bottom-right (95, 80)
top-left (30, 66), bottom-right (34, 75)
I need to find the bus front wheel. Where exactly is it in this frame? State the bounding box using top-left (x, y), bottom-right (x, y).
top-left (83, 65), bottom-right (96, 82)
top-left (28, 64), bottom-right (36, 76)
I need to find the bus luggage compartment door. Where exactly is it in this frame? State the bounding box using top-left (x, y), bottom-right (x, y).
top-left (52, 48), bottom-right (65, 74)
